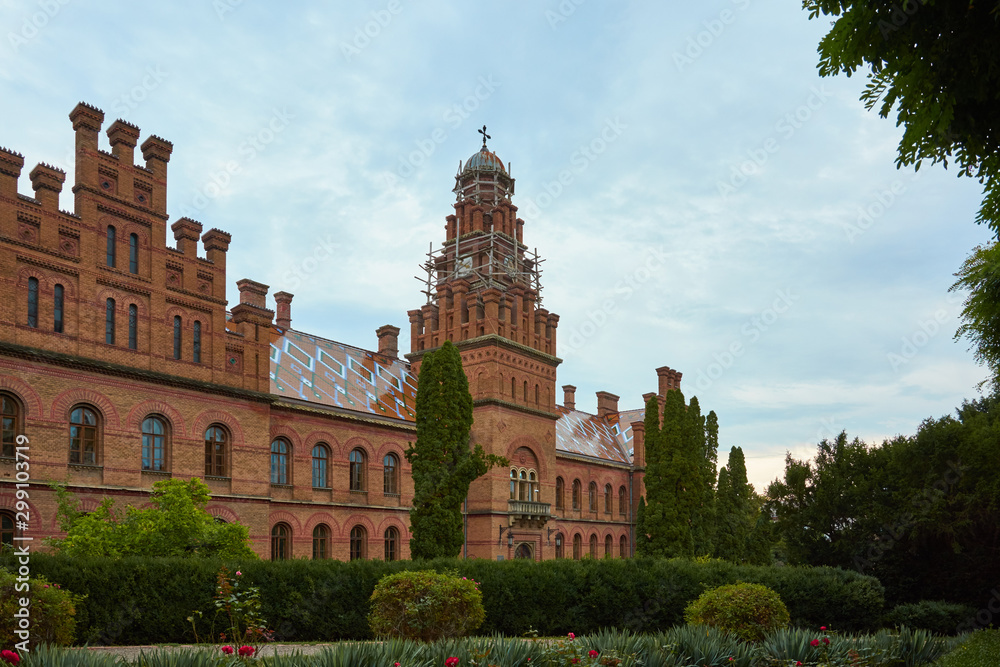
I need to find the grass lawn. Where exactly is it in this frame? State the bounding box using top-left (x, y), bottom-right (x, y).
top-left (933, 630), bottom-right (1000, 666)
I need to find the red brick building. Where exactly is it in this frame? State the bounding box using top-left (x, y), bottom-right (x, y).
top-left (0, 103), bottom-right (681, 561)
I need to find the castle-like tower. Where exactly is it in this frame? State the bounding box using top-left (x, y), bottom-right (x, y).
top-left (407, 130), bottom-right (561, 559)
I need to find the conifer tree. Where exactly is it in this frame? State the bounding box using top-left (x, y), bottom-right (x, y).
top-left (406, 341), bottom-right (506, 559)
top-left (636, 395), bottom-right (663, 556)
top-left (689, 398), bottom-right (717, 556)
top-left (635, 495), bottom-right (649, 553)
top-left (652, 389), bottom-right (696, 557)
top-left (714, 446), bottom-right (754, 562)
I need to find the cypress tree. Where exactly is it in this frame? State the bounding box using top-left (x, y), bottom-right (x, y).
top-left (657, 389), bottom-right (695, 557)
top-left (406, 341), bottom-right (506, 559)
top-left (636, 396), bottom-right (663, 556)
top-left (714, 446), bottom-right (754, 562)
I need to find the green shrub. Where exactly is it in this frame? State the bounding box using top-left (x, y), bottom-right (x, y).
top-left (684, 582), bottom-right (790, 642)
top-left (885, 600), bottom-right (976, 635)
top-left (0, 569), bottom-right (82, 648)
top-left (368, 570), bottom-right (485, 641)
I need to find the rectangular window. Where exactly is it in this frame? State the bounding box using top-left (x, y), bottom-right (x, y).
top-left (27, 278), bottom-right (38, 328)
top-left (106, 226), bottom-right (116, 267)
top-left (128, 305), bottom-right (138, 350)
top-left (129, 234), bottom-right (139, 274)
top-left (53, 284), bottom-right (64, 333)
top-left (173, 316), bottom-right (182, 359)
top-left (193, 321), bottom-right (201, 363)
top-left (105, 299), bottom-right (115, 345)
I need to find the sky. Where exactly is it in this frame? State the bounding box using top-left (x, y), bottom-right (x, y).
top-left (0, 1), bottom-right (991, 492)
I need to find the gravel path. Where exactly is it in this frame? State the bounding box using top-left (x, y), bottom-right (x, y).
top-left (82, 644), bottom-right (336, 661)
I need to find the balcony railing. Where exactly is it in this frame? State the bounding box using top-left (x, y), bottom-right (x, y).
top-left (508, 500), bottom-right (551, 527)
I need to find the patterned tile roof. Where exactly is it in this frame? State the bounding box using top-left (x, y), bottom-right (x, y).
top-left (269, 328), bottom-right (417, 422)
top-left (554, 405), bottom-right (645, 465)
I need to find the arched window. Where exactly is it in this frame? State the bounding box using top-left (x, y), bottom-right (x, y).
top-left (350, 525), bottom-right (367, 560)
top-left (193, 321), bottom-right (201, 363)
top-left (604, 484), bottom-right (612, 514)
top-left (173, 316), bottom-right (182, 360)
top-left (529, 470), bottom-right (538, 501)
top-left (69, 406), bottom-right (98, 465)
top-left (573, 533), bottom-right (582, 560)
top-left (2, 393), bottom-right (21, 458)
top-left (141, 416), bottom-right (167, 471)
top-left (53, 284), bottom-right (64, 333)
top-left (270, 439), bottom-right (289, 485)
top-left (509, 469), bottom-right (517, 500)
top-left (384, 526), bottom-right (399, 562)
top-left (605, 534), bottom-right (613, 558)
top-left (27, 277), bottom-right (38, 328)
top-left (1, 511), bottom-right (15, 548)
top-left (349, 449), bottom-right (366, 492)
top-left (383, 453), bottom-right (399, 495)
top-left (620, 535), bottom-right (628, 558)
top-left (555, 477), bottom-right (565, 509)
top-left (572, 479), bottom-right (581, 510)
top-left (129, 233), bottom-right (139, 274)
top-left (554, 532), bottom-right (564, 559)
top-left (106, 225), bottom-right (117, 267)
top-left (105, 298), bottom-right (115, 344)
top-left (128, 304), bottom-right (138, 350)
top-left (204, 426), bottom-right (227, 477)
top-left (589, 534), bottom-right (598, 558)
top-left (312, 444), bottom-right (329, 488)
top-left (312, 524), bottom-right (330, 560)
top-left (519, 469), bottom-right (528, 500)
top-left (523, 380), bottom-right (528, 401)
top-left (619, 486), bottom-right (628, 517)
top-left (588, 481), bottom-right (598, 512)
top-left (271, 523), bottom-right (290, 560)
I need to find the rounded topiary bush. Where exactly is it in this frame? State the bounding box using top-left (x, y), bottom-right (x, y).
top-left (368, 570), bottom-right (485, 641)
top-left (684, 582), bottom-right (790, 642)
top-left (0, 568), bottom-right (82, 648)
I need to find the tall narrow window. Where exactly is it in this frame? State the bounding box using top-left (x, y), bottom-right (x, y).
top-left (572, 479), bottom-right (581, 510)
top-left (106, 226), bottom-right (117, 267)
top-left (141, 416), bottom-right (167, 471)
top-left (173, 316), bottom-right (182, 359)
top-left (604, 484), bottom-right (612, 514)
top-left (590, 534), bottom-right (598, 558)
top-left (555, 477), bottom-right (565, 509)
top-left (511, 377), bottom-right (515, 398)
top-left (193, 321), bottom-right (201, 363)
top-left (1, 512), bottom-right (15, 548)
top-left (2, 394), bottom-right (20, 458)
top-left (69, 406), bottom-right (98, 465)
top-left (383, 453), bottom-right (399, 495)
top-left (53, 284), bottom-right (64, 333)
top-left (384, 526), bottom-right (399, 562)
top-left (573, 533), bottom-right (582, 560)
top-left (270, 439), bottom-right (289, 484)
top-left (105, 299), bottom-right (115, 345)
top-left (510, 469), bottom-right (517, 500)
top-left (605, 535), bottom-right (613, 558)
top-left (129, 233), bottom-right (138, 274)
top-left (589, 481), bottom-right (598, 512)
top-left (535, 384), bottom-right (539, 404)
top-left (619, 486), bottom-right (628, 517)
top-left (350, 525), bottom-right (367, 560)
top-left (349, 449), bottom-right (366, 491)
top-left (312, 524), bottom-right (330, 560)
top-left (620, 535), bottom-right (628, 558)
top-left (523, 380), bottom-right (528, 401)
top-left (204, 426), bottom-right (227, 477)
top-left (312, 444), bottom-right (329, 488)
top-left (271, 523), bottom-right (290, 560)
top-left (27, 278), bottom-right (38, 328)
top-left (128, 305), bottom-right (138, 350)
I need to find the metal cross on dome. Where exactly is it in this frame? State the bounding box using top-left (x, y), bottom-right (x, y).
top-left (479, 125), bottom-right (490, 148)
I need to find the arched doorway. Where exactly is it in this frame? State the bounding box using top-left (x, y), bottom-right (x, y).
top-left (514, 542), bottom-right (533, 560)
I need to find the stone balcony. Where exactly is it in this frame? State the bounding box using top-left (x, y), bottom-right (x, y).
top-left (508, 499), bottom-right (551, 529)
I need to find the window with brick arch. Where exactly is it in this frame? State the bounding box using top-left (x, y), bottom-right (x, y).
top-left (2, 393), bottom-right (21, 459)
top-left (270, 438), bottom-right (289, 485)
top-left (619, 534), bottom-right (628, 558)
top-left (555, 477), bottom-right (565, 509)
top-left (129, 233), bottom-right (139, 274)
top-left (350, 525), bottom-right (367, 560)
top-left (53, 284), bottom-right (64, 334)
top-left (69, 406), bottom-right (99, 465)
top-left (173, 316), bottom-right (182, 360)
top-left (1, 511), bottom-right (15, 548)
top-left (312, 444), bottom-right (329, 488)
top-left (105, 299), bottom-right (115, 344)
top-left (204, 426), bottom-right (227, 477)
top-left (193, 321), bottom-right (202, 363)
top-left (128, 305), bottom-right (138, 350)
top-left (27, 277), bottom-right (38, 329)
top-left (270, 523), bottom-right (290, 560)
top-left (384, 526), bottom-right (399, 562)
top-left (554, 532), bottom-right (564, 558)
top-left (605, 534), bottom-right (613, 558)
top-left (106, 225), bottom-right (116, 267)
top-left (619, 486), bottom-right (628, 517)
top-left (383, 453), bottom-right (399, 495)
top-left (588, 481), bottom-right (598, 512)
top-left (312, 524), bottom-right (330, 560)
top-left (604, 484), bottom-right (612, 514)
top-left (589, 533), bottom-right (598, 558)
top-left (349, 448), bottom-right (366, 492)
top-left (572, 479), bottom-right (581, 510)
top-left (573, 533), bottom-right (582, 560)
top-left (141, 415), bottom-right (168, 472)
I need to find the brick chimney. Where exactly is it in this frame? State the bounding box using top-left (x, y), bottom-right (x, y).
top-left (29, 163), bottom-right (66, 209)
top-left (596, 391), bottom-right (620, 419)
top-left (656, 366), bottom-right (682, 397)
top-left (107, 119), bottom-right (141, 165)
top-left (0, 147), bottom-right (24, 199)
top-left (172, 218), bottom-right (203, 257)
top-left (630, 420), bottom-right (646, 468)
top-left (236, 279), bottom-right (268, 308)
top-left (274, 292), bottom-right (293, 329)
top-left (376, 325), bottom-right (400, 358)
top-left (562, 385), bottom-right (576, 411)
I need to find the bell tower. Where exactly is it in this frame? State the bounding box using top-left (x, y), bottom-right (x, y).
top-left (406, 128), bottom-right (561, 560)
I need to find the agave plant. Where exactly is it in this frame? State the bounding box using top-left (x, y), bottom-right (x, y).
top-left (19, 644), bottom-right (127, 667)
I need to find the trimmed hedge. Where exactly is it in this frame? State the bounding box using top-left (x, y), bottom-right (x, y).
top-left (0, 555), bottom-right (884, 645)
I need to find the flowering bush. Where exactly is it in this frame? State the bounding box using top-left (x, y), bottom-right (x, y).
top-left (368, 570), bottom-right (485, 641)
top-left (683, 582), bottom-right (790, 642)
top-left (0, 649), bottom-right (19, 665)
top-left (0, 569), bottom-right (82, 647)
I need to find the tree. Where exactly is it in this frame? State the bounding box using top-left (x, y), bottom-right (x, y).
top-left (48, 477), bottom-right (256, 558)
top-left (804, 1), bottom-right (1000, 388)
top-left (406, 341), bottom-right (506, 559)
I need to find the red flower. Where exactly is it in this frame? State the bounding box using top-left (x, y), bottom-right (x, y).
top-left (796, 663), bottom-right (803, 666)
top-left (238, 646), bottom-right (255, 657)
top-left (589, 650), bottom-right (599, 658)
top-left (820, 626), bottom-right (827, 631)
top-left (823, 637), bottom-right (830, 645)
top-left (394, 663), bottom-right (400, 667)
top-left (810, 639), bottom-right (820, 647)
top-left (567, 632), bottom-right (575, 640)
top-left (571, 660), bottom-right (580, 665)
top-left (445, 658), bottom-right (459, 667)
top-left (220, 646), bottom-right (234, 655)
top-left (1, 650), bottom-right (20, 665)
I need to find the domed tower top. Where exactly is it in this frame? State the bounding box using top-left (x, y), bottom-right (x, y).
top-left (453, 125), bottom-right (515, 204)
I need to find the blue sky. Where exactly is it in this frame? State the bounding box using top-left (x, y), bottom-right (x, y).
top-left (1, 0), bottom-right (991, 490)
